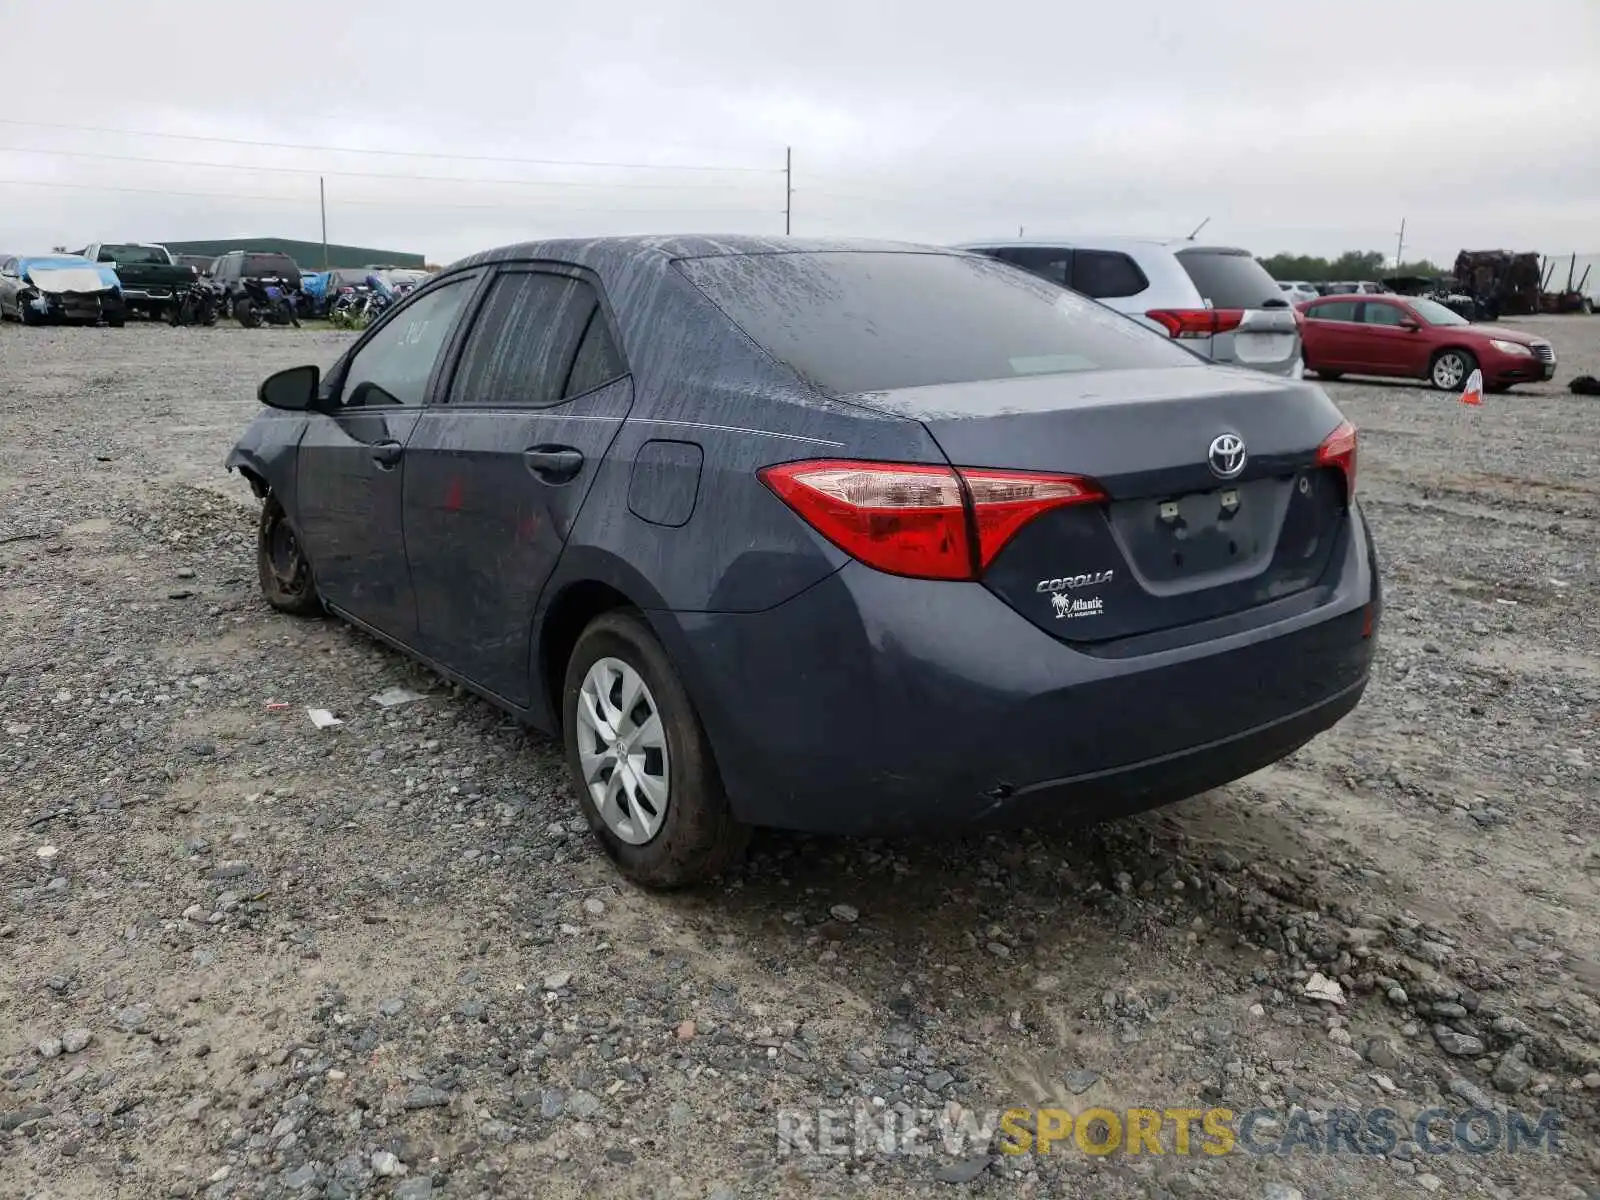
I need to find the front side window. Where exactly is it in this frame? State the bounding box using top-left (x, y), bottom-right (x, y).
top-left (1361, 303), bottom-right (1409, 326)
top-left (340, 279), bottom-right (474, 408)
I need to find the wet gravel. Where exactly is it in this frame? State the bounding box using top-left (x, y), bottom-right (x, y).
top-left (1, 315), bottom-right (1598, 1199)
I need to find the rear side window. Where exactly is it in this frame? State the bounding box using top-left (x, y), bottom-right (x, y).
top-left (1308, 301), bottom-right (1358, 322)
top-left (1070, 250), bottom-right (1148, 299)
top-left (675, 250), bottom-right (1195, 396)
top-left (991, 247), bottom-right (1071, 288)
top-left (1174, 249), bottom-right (1283, 309)
top-left (564, 309), bottom-right (627, 398)
top-left (448, 271), bottom-right (601, 408)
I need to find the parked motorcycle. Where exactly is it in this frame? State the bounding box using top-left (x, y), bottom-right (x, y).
top-left (167, 282), bottom-right (218, 327)
top-left (235, 276), bottom-right (301, 328)
top-left (328, 286), bottom-right (373, 329)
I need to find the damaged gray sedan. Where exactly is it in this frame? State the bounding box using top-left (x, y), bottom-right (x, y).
top-left (0, 254), bottom-right (127, 326)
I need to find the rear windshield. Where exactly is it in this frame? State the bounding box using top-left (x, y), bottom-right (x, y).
top-left (1175, 249), bottom-right (1284, 310)
top-left (674, 251), bottom-right (1195, 395)
top-left (100, 244), bottom-right (169, 265)
top-left (243, 254), bottom-right (300, 279)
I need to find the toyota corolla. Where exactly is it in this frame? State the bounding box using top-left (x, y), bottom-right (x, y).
top-left (228, 237), bottom-right (1380, 888)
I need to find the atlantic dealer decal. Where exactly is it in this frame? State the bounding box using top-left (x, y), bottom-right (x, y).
top-left (1036, 571), bottom-right (1113, 620)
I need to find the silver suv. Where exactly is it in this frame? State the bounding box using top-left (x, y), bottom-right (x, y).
top-left (954, 237), bottom-right (1303, 378)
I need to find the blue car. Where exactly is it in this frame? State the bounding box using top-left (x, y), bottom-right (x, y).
top-left (0, 254), bottom-right (125, 325)
top-left (227, 236), bottom-right (1379, 888)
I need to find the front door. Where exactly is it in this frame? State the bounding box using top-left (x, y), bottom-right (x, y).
top-left (294, 275), bottom-right (481, 644)
top-left (1355, 300), bottom-right (1420, 375)
top-left (403, 267), bottom-right (632, 707)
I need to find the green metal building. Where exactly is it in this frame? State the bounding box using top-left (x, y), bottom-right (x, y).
top-left (159, 237), bottom-right (426, 271)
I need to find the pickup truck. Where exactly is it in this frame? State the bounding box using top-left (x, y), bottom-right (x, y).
top-left (69, 243), bottom-right (195, 318)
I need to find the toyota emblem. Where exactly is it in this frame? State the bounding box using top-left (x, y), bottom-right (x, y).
top-left (1208, 433), bottom-right (1247, 479)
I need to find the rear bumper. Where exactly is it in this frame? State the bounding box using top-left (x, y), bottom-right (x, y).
top-left (657, 505), bottom-right (1379, 835)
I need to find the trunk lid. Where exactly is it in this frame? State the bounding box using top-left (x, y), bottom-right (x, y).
top-left (851, 365), bottom-right (1353, 644)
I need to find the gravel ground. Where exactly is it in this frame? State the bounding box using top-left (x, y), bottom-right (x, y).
top-left (1, 315), bottom-right (1597, 1200)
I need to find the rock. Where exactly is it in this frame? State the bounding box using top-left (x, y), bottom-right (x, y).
top-left (280, 1164), bottom-right (318, 1189)
top-left (1064, 1069), bottom-right (1101, 1095)
top-left (176, 567), bottom-right (196, 579)
top-left (404, 1086), bottom-right (450, 1110)
top-left (540, 1089), bottom-right (566, 1119)
top-left (379, 997), bottom-right (406, 1017)
top-left (114, 1006), bottom-right (148, 1034)
top-left (567, 1089), bottom-right (603, 1119)
top-left (180, 1096), bottom-right (210, 1122)
top-left (676, 1020), bottom-right (697, 1041)
top-left (582, 898), bottom-right (605, 917)
top-left (924, 1069), bottom-right (954, 1092)
top-left (371, 1150), bottom-right (402, 1177)
top-left (543, 970), bottom-right (572, 991)
top-left (829, 904), bottom-right (860, 923)
top-left (36, 1037), bottom-right (63, 1059)
top-left (935, 1155), bottom-right (991, 1184)
top-left (1434, 1026), bottom-right (1485, 1057)
top-left (1302, 973), bottom-right (1345, 1005)
top-left (1364, 1039), bottom-right (1402, 1071)
top-left (0, 1104), bottom-right (51, 1131)
top-left (1416, 1176), bottom-right (1442, 1193)
top-left (1449, 1077), bottom-right (1495, 1111)
top-left (61, 1028), bottom-right (92, 1054)
top-left (1492, 1053), bottom-right (1535, 1094)
top-left (394, 1181), bottom-right (432, 1200)
top-left (1262, 1186), bottom-right (1304, 1200)
top-left (669, 1101), bottom-right (693, 1126)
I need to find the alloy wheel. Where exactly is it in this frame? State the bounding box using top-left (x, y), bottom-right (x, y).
top-left (575, 656), bottom-right (670, 845)
top-left (1433, 353), bottom-right (1467, 389)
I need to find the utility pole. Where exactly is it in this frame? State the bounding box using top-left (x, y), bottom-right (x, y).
top-left (1394, 217), bottom-right (1406, 270)
top-left (784, 147), bottom-right (792, 236)
top-left (1018, 226), bottom-right (1024, 238)
top-left (320, 176), bottom-right (329, 271)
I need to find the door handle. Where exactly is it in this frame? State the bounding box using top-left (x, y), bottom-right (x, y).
top-left (371, 441), bottom-right (404, 468)
top-left (523, 446), bottom-right (584, 482)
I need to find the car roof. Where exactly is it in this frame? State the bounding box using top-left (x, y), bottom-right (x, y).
top-left (949, 236), bottom-right (1256, 256)
top-left (451, 234), bottom-right (953, 274)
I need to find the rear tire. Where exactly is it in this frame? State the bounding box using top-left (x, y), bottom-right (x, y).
top-left (257, 495), bottom-right (322, 616)
top-left (236, 297), bottom-right (260, 328)
top-left (1314, 369), bottom-right (1343, 380)
top-left (1430, 348), bottom-right (1476, 391)
top-left (562, 610), bottom-right (749, 889)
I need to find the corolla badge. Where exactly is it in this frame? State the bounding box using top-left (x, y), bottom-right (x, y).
top-left (1208, 433), bottom-right (1247, 479)
top-left (1035, 571), bottom-right (1114, 593)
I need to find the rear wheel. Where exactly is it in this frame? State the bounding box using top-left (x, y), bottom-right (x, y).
top-left (236, 297), bottom-right (260, 328)
top-left (257, 495), bottom-right (321, 616)
top-left (1430, 348), bottom-right (1476, 391)
top-left (1314, 369), bottom-right (1343, 380)
top-left (562, 610), bottom-right (748, 889)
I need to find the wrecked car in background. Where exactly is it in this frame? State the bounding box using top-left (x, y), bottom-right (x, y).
top-left (0, 254), bottom-right (126, 326)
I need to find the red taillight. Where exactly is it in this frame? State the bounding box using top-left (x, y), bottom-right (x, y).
top-left (1316, 419), bottom-right (1358, 500)
top-left (758, 459), bottom-right (1105, 581)
top-left (1146, 308), bottom-right (1245, 339)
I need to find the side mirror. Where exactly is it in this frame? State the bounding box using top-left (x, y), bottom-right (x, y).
top-left (259, 364), bottom-right (320, 411)
top-left (1398, 319), bottom-right (1420, 331)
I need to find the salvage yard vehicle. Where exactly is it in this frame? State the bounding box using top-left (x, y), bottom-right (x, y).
top-left (227, 237), bottom-right (1380, 888)
top-left (233, 276), bottom-right (300, 328)
top-left (0, 254), bottom-right (126, 326)
top-left (70, 242), bottom-right (193, 319)
top-left (956, 237), bottom-right (1305, 379)
top-left (1297, 293), bottom-right (1557, 391)
top-left (209, 250), bottom-right (302, 318)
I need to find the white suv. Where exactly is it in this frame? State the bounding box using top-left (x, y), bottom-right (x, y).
top-left (954, 237), bottom-right (1304, 378)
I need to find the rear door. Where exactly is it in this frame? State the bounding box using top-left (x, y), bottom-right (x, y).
top-left (1172, 247), bottom-right (1300, 374)
top-left (294, 274), bottom-right (483, 643)
top-left (1300, 299), bottom-right (1361, 371)
top-left (403, 266), bottom-right (632, 705)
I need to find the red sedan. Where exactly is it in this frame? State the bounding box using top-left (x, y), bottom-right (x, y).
top-left (1296, 294), bottom-right (1557, 392)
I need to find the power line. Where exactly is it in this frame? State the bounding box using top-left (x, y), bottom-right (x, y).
top-left (0, 177), bottom-right (781, 216)
top-left (0, 144), bottom-right (775, 194)
top-left (0, 117), bottom-right (781, 175)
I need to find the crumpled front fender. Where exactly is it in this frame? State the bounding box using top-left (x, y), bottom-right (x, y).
top-left (225, 411), bottom-right (307, 508)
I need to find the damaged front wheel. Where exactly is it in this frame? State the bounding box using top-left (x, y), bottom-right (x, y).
top-left (257, 495), bottom-right (322, 617)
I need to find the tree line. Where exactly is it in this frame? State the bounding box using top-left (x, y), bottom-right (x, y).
top-left (1260, 250), bottom-right (1445, 283)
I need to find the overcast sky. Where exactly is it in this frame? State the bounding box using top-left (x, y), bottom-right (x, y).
top-left (5, 1), bottom-right (1597, 267)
